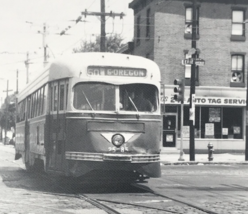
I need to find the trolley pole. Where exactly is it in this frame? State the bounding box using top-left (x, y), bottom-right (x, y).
top-left (189, 0), bottom-right (197, 161)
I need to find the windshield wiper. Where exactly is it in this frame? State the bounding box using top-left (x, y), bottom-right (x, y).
top-left (82, 90), bottom-right (94, 111)
top-left (125, 89), bottom-right (139, 112)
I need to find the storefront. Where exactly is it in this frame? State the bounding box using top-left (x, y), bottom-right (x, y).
top-left (161, 85), bottom-right (246, 153)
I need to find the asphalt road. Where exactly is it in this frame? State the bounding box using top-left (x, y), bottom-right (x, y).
top-left (1, 144), bottom-right (248, 213)
top-left (144, 164), bottom-right (248, 213)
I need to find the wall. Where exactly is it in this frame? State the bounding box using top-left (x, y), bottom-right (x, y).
top-left (150, 0), bottom-right (248, 87)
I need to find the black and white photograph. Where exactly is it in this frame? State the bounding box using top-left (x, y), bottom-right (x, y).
top-left (0, 0), bottom-right (248, 213)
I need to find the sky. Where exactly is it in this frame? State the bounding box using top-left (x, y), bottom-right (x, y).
top-left (0, 0), bottom-right (134, 103)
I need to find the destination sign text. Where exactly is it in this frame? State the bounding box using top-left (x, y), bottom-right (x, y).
top-left (87, 66), bottom-right (147, 77)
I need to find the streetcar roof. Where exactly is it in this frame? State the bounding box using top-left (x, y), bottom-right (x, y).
top-left (18, 52), bottom-right (161, 101)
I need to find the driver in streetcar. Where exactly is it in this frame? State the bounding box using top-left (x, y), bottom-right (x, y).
top-left (131, 88), bottom-right (154, 112)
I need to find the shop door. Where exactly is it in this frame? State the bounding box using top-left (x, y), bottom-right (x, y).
top-left (163, 115), bottom-right (177, 147)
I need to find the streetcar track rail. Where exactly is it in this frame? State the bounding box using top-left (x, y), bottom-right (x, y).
top-left (2, 158), bottom-right (221, 214)
top-left (32, 172), bottom-right (183, 214)
top-left (96, 198), bottom-right (180, 214)
top-left (77, 194), bottom-right (122, 214)
top-left (132, 183), bottom-right (220, 214)
top-left (33, 171), bottom-right (124, 214)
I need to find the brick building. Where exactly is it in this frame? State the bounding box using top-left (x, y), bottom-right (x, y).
top-left (129, 0), bottom-right (248, 153)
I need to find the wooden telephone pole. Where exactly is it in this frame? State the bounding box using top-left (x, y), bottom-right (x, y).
top-left (81, 0), bottom-right (124, 52)
top-left (189, 0), bottom-right (197, 161)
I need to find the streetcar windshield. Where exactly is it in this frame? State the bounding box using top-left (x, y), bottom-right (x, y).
top-left (73, 83), bottom-right (158, 113)
top-left (73, 83), bottom-right (115, 111)
top-left (119, 84), bottom-right (158, 112)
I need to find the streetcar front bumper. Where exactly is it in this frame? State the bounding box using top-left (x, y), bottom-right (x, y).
top-left (65, 151), bottom-right (160, 163)
top-left (65, 151), bottom-right (161, 178)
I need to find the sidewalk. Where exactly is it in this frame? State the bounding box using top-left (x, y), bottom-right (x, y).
top-left (160, 152), bottom-right (248, 165)
top-left (1, 142), bottom-right (248, 165)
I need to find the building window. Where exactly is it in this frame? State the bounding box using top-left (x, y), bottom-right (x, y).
top-left (231, 10), bottom-right (245, 41)
top-left (184, 7), bottom-right (199, 39)
top-left (146, 8), bottom-right (150, 39)
top-left (177, 106), bottom-right (243, 140)
top-left (230, 54), bottom-right (245, 87)
top-left (136, 15), bottom-right (141, 46)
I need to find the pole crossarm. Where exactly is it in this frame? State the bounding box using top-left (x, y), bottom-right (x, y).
top-left (81, 10), bottom-right (125, 18)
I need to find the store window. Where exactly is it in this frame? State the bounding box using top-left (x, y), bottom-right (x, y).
top-left (146, 8), bottom-right (150, 39)
top-left (230, 54), bottom-right (245, 87)
top-left (177, 106), bottom-right (243, 139)
top-left (223, 108), bottom-right (242, 139)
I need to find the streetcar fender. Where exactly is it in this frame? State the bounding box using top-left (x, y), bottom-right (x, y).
top-left (15, 153), bottom-right (22, 160)
top-left (137, 162), bottom-right (161, 178)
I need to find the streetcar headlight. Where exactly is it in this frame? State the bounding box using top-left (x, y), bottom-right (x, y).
top-left (112, 134), bottom-right (125, 147)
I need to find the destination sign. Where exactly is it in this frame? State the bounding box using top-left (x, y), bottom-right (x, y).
top-left (87, 66), bottom-right (147, 77)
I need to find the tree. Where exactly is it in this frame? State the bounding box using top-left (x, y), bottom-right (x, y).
top-left (73, 34), bottom-right (125, 53)
top-left (0, 93), bottom-right (16, 133)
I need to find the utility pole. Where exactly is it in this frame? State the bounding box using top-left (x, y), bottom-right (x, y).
top-left (81, 0), bottom-right (124, 52)
top-left (189, 0), bottom-right (197, 161)
top-left (15, 70), bottom-right (18, 134)
top-left (16, 69), bottom-right (18, 94)
top-left (246, 62), bottom-right (248, 160)
top-left (3, 80), bottom-right (13, 145)
top-left (42, 23), bottom-right (48, 66)
top-left (25, 52), bottom-right (30, 84)
top-left (100, 0), bottom-right (106, 52)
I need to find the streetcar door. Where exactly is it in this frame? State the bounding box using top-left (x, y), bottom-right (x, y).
top-left (162, 114), bottom-right (177, 147)
top-left (24, 119), bottom-right (30, 164)
top-left (49, 81), bottom-right (67, 171)
top-left (55, 81), bottom-right (67, 171)
top-left (49, 82), bottom-right (58, 169)
top-left (24, 97), bottom-right (31, 165)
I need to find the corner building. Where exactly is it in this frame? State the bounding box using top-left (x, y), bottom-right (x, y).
top-left (129, 0), bottom-right (248, 153)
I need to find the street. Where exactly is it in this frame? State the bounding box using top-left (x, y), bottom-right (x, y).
top-left (1, 143), bottom-right (248, 214)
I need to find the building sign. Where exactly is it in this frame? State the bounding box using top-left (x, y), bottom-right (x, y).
top-left (205, 123), bottom-right (214, 136)
top-left (209, 108), bottom-right (220, 122)
top-left (182, 126), bottom-right (190, 138)
top-left (222, 128), bottom-right (228, 135)
top-left (233, 126), bottom-right (240, 134)
top-left (161, 95), bottom-right (246, 106)
top-left (166, 134), bottom-right (173, 142)
top-left (87, 66), bottom-right (147, 77)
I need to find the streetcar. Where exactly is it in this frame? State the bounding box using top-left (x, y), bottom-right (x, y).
top-left (15, 52), bottom-right (162, 183)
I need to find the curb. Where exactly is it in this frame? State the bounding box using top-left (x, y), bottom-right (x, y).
top-left (161, 161), bottom-right (248, 165)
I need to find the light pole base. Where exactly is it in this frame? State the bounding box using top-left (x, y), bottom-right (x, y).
top-left (178, 151), bottom-right (185, 161)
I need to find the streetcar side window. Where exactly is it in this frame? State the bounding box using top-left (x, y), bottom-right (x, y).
top-left (65, 83), bottom-right (68, 110)
top-left (73, 83), bottom-right (115, 111)
top-left (17, 99), bottom-right (26, 122)
top-left (54, 84), bottom-right (58, 112)
top-left (50, 85), bottom-right (53, 112)
top-left (59, 83), bottom-right (65, 111)
top-left (119, 84), bottom-right (158, 112)
top-left (27, 97), bottom-right (31, 119)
